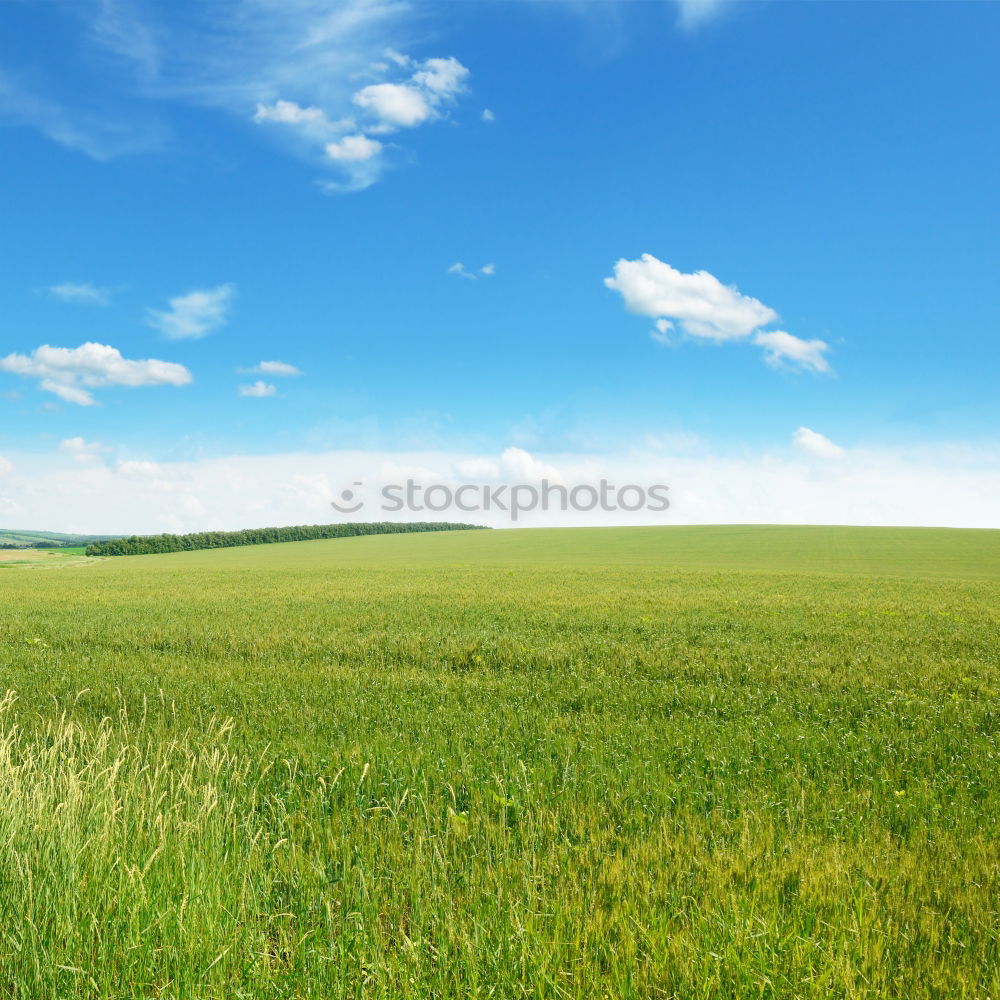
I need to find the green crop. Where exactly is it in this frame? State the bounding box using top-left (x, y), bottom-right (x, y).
top-left (0, 525), bottom-right (997, 998)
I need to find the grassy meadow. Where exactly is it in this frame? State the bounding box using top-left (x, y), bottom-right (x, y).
top-left (1, 525), bottom-right (998, 998)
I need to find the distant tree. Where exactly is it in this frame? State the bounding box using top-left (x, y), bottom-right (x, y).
top-left (85, 521), bottom-right (488, 557)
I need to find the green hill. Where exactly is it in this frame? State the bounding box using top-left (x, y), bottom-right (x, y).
top-left (0, 528), bottom-right (119, 549)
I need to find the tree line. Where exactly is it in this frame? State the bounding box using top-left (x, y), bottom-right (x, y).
top-left (85, 521), bottom-right (488, 557)
top-left (1, 541), bottom-right (82, 550)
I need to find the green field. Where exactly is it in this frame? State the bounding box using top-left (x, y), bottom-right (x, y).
top-left (0, 546), bottom-right (90, 568)
top-left (1, 525), bottom-right (998, 998)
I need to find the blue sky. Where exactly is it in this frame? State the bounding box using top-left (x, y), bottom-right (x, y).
top-left (1, 0), bottom-right (998, 531)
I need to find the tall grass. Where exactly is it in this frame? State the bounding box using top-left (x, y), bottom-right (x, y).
top-left (0, 526), bottom-right (998, 997)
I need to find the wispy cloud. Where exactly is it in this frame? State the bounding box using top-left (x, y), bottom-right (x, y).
top-left (239, 361), bottom-right (302, 376)
top-left (755, 331), bottom-right (832, 374)
top-left (605, 254), bottom-right (832, 373)
top-left (48, 282), bottom-right (114, 306)
top-left (674, 0), bottom-right (732, 30)
top-left (0, 342), bottom-right (191, 406)
top-left (88, 0), bottom-right (162, 80)
top-left (238, 380), bottom-right (277, 397)
top-left (0, 68), bottom-right (167, 161)
top-left (448, 262), bottom-right (495, 280)
top-left (147, 284), bottom-right (236, 340)
top-left (2, 1), bottom-right (474, 190)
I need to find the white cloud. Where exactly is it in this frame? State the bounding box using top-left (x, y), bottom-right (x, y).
top-left (606, 253), bottom-right (832, 373)
top-left (44, 382), bottom-right (100, 406)
top-left (348, 56), bottom-right (470, 134)
top-left (651, 318), bottom-right (674, 345)
top-left (498, 446), bottom-right (562, 483)
top-left (448, 262), bottom-right (475, 280)
top-left (452, 448), bottom-right (562, 484)
top-left (241, 360), bottom-right (302, 376)
top-left (448, 262), bottom-right (495, 280)
top-left (0, 456), bottom-right (13, 476)
top-left (147, 284), bottom-right (235, 340)
top-left (481, 108), bottom-right (495, 123)
top-left (239, 380), bottom-right (277, 397)
top-left (59, 437), bottom-right (112, 463)
top-left (0, 441), bottom-right (998, 534)
top-left (793, 427), bottom-right (845, 459)
top-left (675, 0), bottom-right (731, 29)
top-left (116, 460), bottom-right (161, 477)
top-left (755, 331), bottom-right (832, 374)
top-left (411, 56), bottom-right (470, 99)
top-left (0, 342), bottom-right (191, 406)
top-left (252, 100), bottom-right (356, 147)
top-left (256, 49), bottom-right (469, 189)
top-left (325, 134), bottom-right (382, 162)
top-left (48, 282), bottom-right (113, 306)
top-left (3, 2), bottom-right (471, 191)
top-left (384, 49), bottom-right (412, 69)
top-left (240, 23), bottom-right (469, 190)
top-left (253, 100), bottom-right (336, 129)
top-left (605, 254), bottom-right (777, 341)
top-left (353, 83), bottom-right (431, 128)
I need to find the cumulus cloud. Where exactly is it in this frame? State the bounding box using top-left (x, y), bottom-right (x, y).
top-left (239, 380), bottom-right (277, 398)
top-left (0, 342), bottom-right (191, 406)
top-left (481, 108), bottom-right (495, 123)
top-left (793, 427), bottom-right (845, 459)
top-left (147, 284), bottom-right (235, 340)
top-left (606, 253), bottom-right (832, 373)
top-left (240, 360), bottom-right (301, 376)
top-left (255, 48), bottom-right (470, 191)
top-left (48, 282), bottom-right (113, 305)
top-left (605, 254), bottom-right (777, 341)
top-left (755, 331), bottom-right (832, 374)
top-left (325, 134), bottom-right (382, 162)
top-left (353, 83), bottom-right (432, 129)
top-left (412, 57), bottom-right (470, 99)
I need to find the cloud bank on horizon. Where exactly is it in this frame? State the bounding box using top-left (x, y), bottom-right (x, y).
top-left (0, 439), bottom-right (997, 535)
